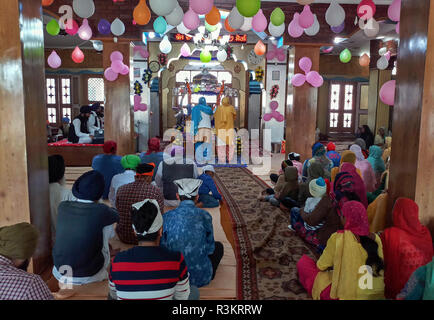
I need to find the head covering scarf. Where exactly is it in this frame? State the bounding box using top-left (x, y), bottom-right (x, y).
top-left (354, 138), bottom-right (367, 151)
top-left (279, 167), bottom-right (299, 200)
top-left (341, 201), bottom-right (370, 236)
top-left (326, 142), bottom-right (336, 151)
top-left (146, 137), bottom-right (161, 155)
top-left (307, 162), bottom-right (325, 182)
top-left (0, 223), bottom-right (39, 260)
top-left (72, 170), bottom-right (105, 201)
top-left (340, 163), bottom-right (368, 208)
top-left (103, 140), bottom-right (117, 154)
top-left (191, 97), bottom-right (213, 135)
top-left (174, 178), bottom-right (203, 198)
top-left (381, 198), bottom-right (434, 299)
top-left (202, 165), bottom-right (215, 173)
top-left (309, 177), bottom-right (327, 198)
top-left (121, 155), bottom-right (141, 170)
top-left (131, 199), bottom-right (163, 236)
top-left (350, 144), bottom-right (365, 161)
top-left (136, 163), bottom-right (155, 176)
top-left (48, 155), bottom-right (65, 183)
top-left (361, 125), bottom-right (375, 149)
top-left (367, 145), bottom-right (386, 173)
top-left (312, 142), bottom-right (325, 157)
top-left (340, 151), bottom-right (356, 165)
top-left (80, 105), bottom-right (91, 114)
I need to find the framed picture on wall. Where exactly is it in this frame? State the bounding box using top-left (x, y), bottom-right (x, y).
top-left (134, 68), bottom-right (141, 78)
top-left (272, 71), bottom-right (280, 81)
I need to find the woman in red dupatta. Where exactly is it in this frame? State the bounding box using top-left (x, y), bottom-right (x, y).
top-left (333, 163), bottom-right (368, 209)
top-left (381, 198), bottom-right (434, 299)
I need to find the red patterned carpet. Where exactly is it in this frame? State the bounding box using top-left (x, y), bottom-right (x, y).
top-left (214, 167), bottom-right (317, 300)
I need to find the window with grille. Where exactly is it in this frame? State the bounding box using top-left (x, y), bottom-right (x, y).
top-left (46, 78), bottom-right (56, 105)
top-left (62, 108), bottom-right (71, 120)
top-left (88, 78), bottom-right (104, 102)
top-left (328, 82), bottom-right (356, 133)
top-left (47, 108), bottom-right (57, 123)
top-left (61, 78), bottom-right (71, 104)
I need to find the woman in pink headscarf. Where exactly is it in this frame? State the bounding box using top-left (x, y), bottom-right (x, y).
top-left (335, 162), bottom-right (368, 209)
top-left (350, 144), bottom-right (377, 192)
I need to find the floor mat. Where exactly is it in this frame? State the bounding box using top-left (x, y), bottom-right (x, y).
top-left (214, 167), bottom-right (317, 300)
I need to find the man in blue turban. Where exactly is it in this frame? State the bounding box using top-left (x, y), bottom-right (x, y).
top-left (191, 97), bottom-right (214, 163)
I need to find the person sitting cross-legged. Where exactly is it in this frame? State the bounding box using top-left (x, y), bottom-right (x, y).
top-left (197, 165), bottom-right (222, 208)
top-left (0, 223), bottom-right (54, 300)
top-left (115, 163), bottom-right (164, 245)
top-left (160, 178), bottom-right (224, 288)
top-left (109, 199), bottom-right (199, 300)
top-left (52, 170), bottom-right (119, 285)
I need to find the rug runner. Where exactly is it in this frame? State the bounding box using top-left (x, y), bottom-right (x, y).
top-left (214, 167), bottom-right (317, 300)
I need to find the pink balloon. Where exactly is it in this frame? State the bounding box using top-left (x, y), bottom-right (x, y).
top-left (384, 51), bottom-right (391, 61)
top-left (252, 9), bottom-right (267, 33)
top-left (299, 5), bottom-right (314, 29)
top-left (183, 8), bottom-right (200, 30)
top-left (263, 113), bottom-right (272, 121)
top-left (65, 20), bottom-right (79, 36)
top-left (120, 64), bottom-right (130, 75)
top-left (396, 21), bottom-right (400, 34)
top-left (110, 51), bottom-right (123, 62)
top-left (111, 60), bottom-right (124, 73)
top-left (134, 95), bottom-right (148, 112)
top-left (288, 13), bottom-right (304, 38)
top-left (306, 71), bottom-right (324, 87)
top-left (264, 101), bottom-right (284, 122)
top-left (190, 0), bottom-right (213, 15)
top-left (379, 80), bottom-right (396, 106)
top-left (388, 0), bottom-right (401, 22)
top-left (104, 67), bottom-right (118, 81)
top-left (291, 73), bottom-right (306, 87)
top-left (47, 50), bottom-right (61, 69)
top-left (299, 57), bottom-right (312, 73)
top-left (270, 101), bottom-right (278, 110)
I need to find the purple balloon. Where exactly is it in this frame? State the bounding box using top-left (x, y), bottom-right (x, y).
top-left (331, 21), bottom-right (345, 33)
top-left (291, 73), bottom-right (306, 87)
top-left (98, 19), bottom-right (111, 35)
top-left (306, 71), bottom-right (324, 88)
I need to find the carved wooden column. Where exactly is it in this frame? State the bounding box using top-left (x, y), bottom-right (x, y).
top-left (285, 45), bottom-right (320, 161)
top-left (102, 41), bottom-right (134, 156)
top-left (388, 0), bottom-right (434, 233)
top-left (0, 0), bottom-right (51, 274)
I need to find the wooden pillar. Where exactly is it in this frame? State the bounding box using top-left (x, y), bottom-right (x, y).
top-left (0, 0), bottom-right (51, 274)
top-left (368, 69), bottom-right (392, 133)
top-left (103, 41), bottom-right (134, 156)
top-left (285, 45), bottom-right (320, 161)
top-left (388, 0), bottom-right (434, 233)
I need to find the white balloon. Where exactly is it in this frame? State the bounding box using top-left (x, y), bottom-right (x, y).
top-left (72, 0), bottom-right (95, 19)
top-left (325, 0), bottom-right (345, 27)
top-left (377, 56), bottom-right (389, 70)
top-left (362, 18), bottom-right (380, 37)
top-left (268, 21), bottom-right (285, 37)
top-left (304, 14), bottom-right (320, 36)
top-left (240, 17), bottom-right (253, 32)
top-left (217, 50), bottom-right (228, 62)
top-left (159, 35), bottom-right (172, 54)
top-left (177, 22), bottom-right (190, 34)
top-left (228, 6), bottom-right (244, 30)
top-left (165, 4), bottom-right (184, 27)
top-left (149, 0), bottom-right (177, 16)
top-left (111, 18), bottom-right (125, 36)
top-left (92, 40), bottom-right (103, 52)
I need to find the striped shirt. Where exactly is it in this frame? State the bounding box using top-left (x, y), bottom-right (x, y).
top-left (109, 246), bottom-right (190, 300)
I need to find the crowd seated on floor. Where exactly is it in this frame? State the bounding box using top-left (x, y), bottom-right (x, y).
top-left (2, 132), bottom-right (434, 300)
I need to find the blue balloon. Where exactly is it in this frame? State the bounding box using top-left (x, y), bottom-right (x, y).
top-left (153, 16), bottom-right (167, 35)
top-left (98, 19), bottom-right (111, 35)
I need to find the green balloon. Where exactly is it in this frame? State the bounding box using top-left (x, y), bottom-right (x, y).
top-left (46, 19), bottom-right (60, 36)
top-left (200, 50), bottom-right (212, 63)
top-left (236, 0), bottom-right (261, 18)
top-left (270, 8), bottom-right (285, 26)
top-left (205, 21), bottom-right (218, 32)
top-left (340, 48), bottom-right (352, 63)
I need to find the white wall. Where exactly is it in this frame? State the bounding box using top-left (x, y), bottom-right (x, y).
top-left (265, 62), bottom-right (286, 143)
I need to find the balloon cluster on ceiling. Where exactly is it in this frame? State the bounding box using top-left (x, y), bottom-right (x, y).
top-left (44, 0), bottom-right (401, 91)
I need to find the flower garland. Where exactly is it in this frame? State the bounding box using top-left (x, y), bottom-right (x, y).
top-left (255, 67), bottom-right (264, 82)
top-left (142, 69), bottom-right (152, 84)
top-left (158, 53), bottom-right (167, 66)
top-left (134, 80), bottom-right (143, 96)
top-left (270, 85), bottom-right (279, 99)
